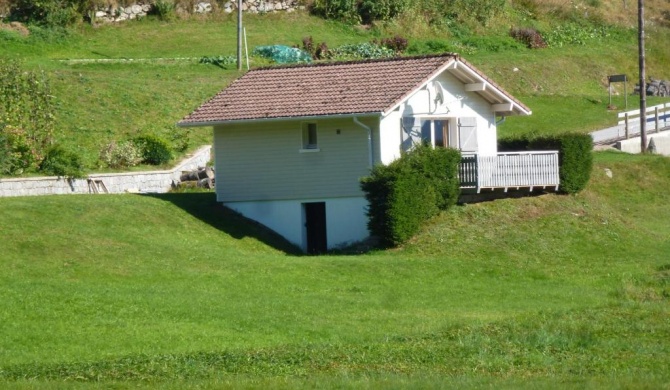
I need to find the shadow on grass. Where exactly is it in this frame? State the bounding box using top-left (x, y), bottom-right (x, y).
top-left (143, 192), bottom-right (303, 255)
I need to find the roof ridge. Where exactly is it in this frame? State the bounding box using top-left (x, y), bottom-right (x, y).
top-left (251, 53), bottom-right (459, 72)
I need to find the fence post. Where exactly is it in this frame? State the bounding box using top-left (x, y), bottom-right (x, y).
top-left (655, 106), bottom-right (660, 133)
top-left (625, 113), bottom-right (629, 139)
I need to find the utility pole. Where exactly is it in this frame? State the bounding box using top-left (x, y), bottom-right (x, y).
top-left (638, 0), bottom-right (647, 152)
top-left (237, 0), bottom-right (243, 71)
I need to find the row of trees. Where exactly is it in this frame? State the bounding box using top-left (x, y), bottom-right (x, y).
top-left (3, 0), bottom-right (509, 28)
top-left (309, 0), bottom-right (506, 25)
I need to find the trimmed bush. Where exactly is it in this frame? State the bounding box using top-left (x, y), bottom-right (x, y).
top-left (401, 145), bottom-right (461, 209)
top-left (532, 133), bottom-right (593, 194)
top-left (387, 167), bottom-right (439, 245)
top-left (39, 144), bottom-right (84, 178)
top-left (361, 145), bottom-right (461, 247)
top-left (498, 133), bottom-right (593, 194)
top-left (133, 135), bottom-right (173, 166)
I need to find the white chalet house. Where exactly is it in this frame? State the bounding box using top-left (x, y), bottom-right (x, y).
top-left (179, 54), bottom-right (559, 253)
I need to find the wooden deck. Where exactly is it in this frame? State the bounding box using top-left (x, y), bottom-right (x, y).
top-left (459, 151), bottom-right (560, 193)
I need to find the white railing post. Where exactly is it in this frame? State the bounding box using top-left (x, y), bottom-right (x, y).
top-left (625, 113), bottom-right (629, 139)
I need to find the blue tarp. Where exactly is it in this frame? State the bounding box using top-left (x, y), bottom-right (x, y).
top-left (252, 45), bottom-right (312, 64)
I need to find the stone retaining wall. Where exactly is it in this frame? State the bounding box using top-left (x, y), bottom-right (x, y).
top-left (0, 145), bottom-right (211, 198)
top-left (95, 0), bottom-right (303, 22)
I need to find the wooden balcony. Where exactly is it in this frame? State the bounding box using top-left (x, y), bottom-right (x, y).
top-left (459, 151), bottom-right (560, 193)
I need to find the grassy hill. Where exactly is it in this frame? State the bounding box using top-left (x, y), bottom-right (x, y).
top-left (1, 5), bottom-right (670, 387)
top-left (0, 151), bottom-right (668, 387)
top-left (2, 6), bottom-right (670, 171)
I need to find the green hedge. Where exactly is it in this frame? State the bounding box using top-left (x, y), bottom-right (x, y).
top-left (360, 145), bottom-right (461, 247)
top-left (498, 133), bottom-right (593, 194)
top-left (39, 144), bottom-right (84, 179)
top-left (133, 135), bottom-right (173, 166)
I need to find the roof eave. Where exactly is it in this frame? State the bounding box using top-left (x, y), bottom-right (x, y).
top-left (454, 57), bottom-right (532, 114)
top-left (176, 112), bottom-right (383, 128)
top-left (382, 57), bottom-right (459, 117)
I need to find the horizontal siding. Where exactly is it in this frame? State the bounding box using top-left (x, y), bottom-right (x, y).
top-left (215, 118), bottom-right (373, 202)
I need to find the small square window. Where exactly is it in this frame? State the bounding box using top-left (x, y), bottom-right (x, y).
top-left (302, 123), bottom-right (318, 149)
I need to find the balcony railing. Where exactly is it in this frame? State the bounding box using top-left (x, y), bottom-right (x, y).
top-left (460, 151), bottom-right (560, 192)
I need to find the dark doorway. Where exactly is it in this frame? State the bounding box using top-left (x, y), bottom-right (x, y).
top-left (304, 202), bottom-right (327, 254)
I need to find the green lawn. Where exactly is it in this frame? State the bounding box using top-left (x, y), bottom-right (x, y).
top-left (1, 152), bottom-right (668, 387)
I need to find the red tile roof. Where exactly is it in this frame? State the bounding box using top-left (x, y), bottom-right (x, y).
top-left (178, 54), bottom-right (529, 126)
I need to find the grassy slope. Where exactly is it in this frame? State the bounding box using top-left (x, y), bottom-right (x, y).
top-left (2, 11), bottom-right (670, 169)
top-left (0, 152), bottom-right (668, 387)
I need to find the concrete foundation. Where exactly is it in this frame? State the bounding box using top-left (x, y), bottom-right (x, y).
top-left (614, 131), bottom-right (670, 155)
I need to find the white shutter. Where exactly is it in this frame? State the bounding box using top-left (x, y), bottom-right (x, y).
top-left (458, 117), bottom-right (478, 152)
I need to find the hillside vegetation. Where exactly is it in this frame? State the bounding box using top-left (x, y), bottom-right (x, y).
top-left (1, 1), bottom-right (670, 174)
top-left (0, 151), bottom-right (668, 387)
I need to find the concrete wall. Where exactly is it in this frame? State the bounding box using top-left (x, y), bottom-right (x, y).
top-left (615, 131), bottom-right (670, 155)
top-left (0, 145), bottom-right (211, 198)
top-left (226, 196), bottom-right (369, 251)
top-left (649, 135), bottom-right (670, 156)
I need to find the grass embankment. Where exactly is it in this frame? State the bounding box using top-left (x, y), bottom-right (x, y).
top-left (1, 151), bottom-right (668, 387)
top-left (2, 11), bottom-right (670, 169)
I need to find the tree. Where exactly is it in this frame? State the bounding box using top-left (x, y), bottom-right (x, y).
top-left (0, 59), bottom-right (55, 175)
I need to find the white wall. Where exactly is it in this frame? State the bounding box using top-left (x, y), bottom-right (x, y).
top-left (226, 196), bottom-right (369, 251)
top-left (394, 72), bottom-right (498, 156)
top-left (378, 109), bottom-right (402, 164)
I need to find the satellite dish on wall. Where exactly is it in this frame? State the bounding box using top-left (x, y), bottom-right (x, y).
top-left (428, 80), bottom-right (446, 112)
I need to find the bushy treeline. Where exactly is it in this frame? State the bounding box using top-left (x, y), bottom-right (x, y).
top-left (498, 133), bottom-right (593, 194)
top-left (4, 0), bottom-right (171, 27)
top-left (6, 0), bottom-right (93, 27)
top-left (360, 145), bottom-right (461, 247)
top-left (309, 0), bottom-right (505, 25)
